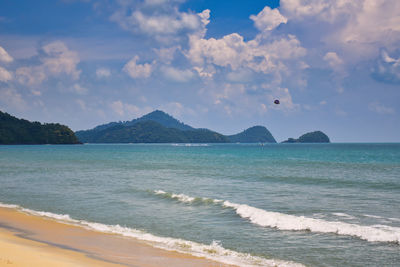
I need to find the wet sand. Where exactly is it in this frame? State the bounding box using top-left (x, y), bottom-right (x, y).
top-left (0, 207), bottom-right (233, 267)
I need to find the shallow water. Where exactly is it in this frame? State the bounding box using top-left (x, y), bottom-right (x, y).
top-left (1, 143), bottom-right (399, 266)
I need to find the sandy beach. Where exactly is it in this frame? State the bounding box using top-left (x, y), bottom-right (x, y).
top-left (0, 207), bottom-right (233, 267)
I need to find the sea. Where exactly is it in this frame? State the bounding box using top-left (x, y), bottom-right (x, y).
top-left (0, 143), bottom-right (399, 266)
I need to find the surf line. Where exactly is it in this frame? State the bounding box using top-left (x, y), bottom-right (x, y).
top-left (153, 190), bottom-right (400, 244)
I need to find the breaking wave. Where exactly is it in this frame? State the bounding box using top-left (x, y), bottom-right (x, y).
top-left (0, 202), bottom-right (302, 267)
top-left (152, 190), bottom-right (400, 244)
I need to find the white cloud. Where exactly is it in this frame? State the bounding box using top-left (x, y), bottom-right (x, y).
top-left (250, 6), bottom-right (287, 32)
top-left (123, 56), bottom-right (154, 79)
top-left (186, 32), bottom-right (305, 79)
top-left (369, 102), bottom-right (395, 115)
top-left (193, 65), bottom-right (216, 78)
top-left (96, 68), bottom-right (111, 78)
top-left (16, 66), bottom-right (47, 85)
top-left (110, 2), bottom-right (208, 42)
top-left (159, 102), bottom-right (187, 118)
top-left (280, 0), bottom-right (400, 61)
top-left (226, 69), bottom-right (253, 83)
top-left (72, 83), bottom-right (88, 95)
top-left (109, 100), bottom-right (146, 118)
top-left (323, 51), bottom-right (347, 78)
top-left (0, 46), bottom-right (13, 63)
top-left (41, 41), bottom-right (81, 79)
top-left (75, 99), bottom-right (87, 111)
top-left (129, 10), bottom-right (201, 35)
top-left (323, 52), bottom-right (343, 69)
top-left (16, 41), bottom-right (81, 86)
top-left (110, 100), bottom-right (124, 116)
top-left (0, 66), bottom-right (12, 82)
top-left (162, 66), bottom-right (194, 82)
top-left (372, 50), bottom-right (400, 84)
top-left (0, 88), bottom-right (26, 111)
top-left (154, 46), bottom-right (180, 64)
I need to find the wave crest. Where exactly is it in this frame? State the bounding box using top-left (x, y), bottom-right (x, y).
top-left (152, 190), bottom-right (400, 244)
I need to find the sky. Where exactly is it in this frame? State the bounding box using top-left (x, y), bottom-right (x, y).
top-left (0, 0), bottom-right (399, 142)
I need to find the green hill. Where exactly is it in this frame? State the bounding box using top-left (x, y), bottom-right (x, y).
top-left (228, 126), bottom-right (276, 143)
top-left (88, 110), bottom-right (194, 133)
top-left (0, 111), bottom-right (80, 144)
top-left (76, 120), bottom-right (228, 143)
top-left (282, 131), bottom-right (330, 143)
top-left (76, 111), bottom-right (278, 144)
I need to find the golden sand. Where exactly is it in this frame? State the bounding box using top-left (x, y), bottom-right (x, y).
top-left (0, 207), bottom-right (233, 267)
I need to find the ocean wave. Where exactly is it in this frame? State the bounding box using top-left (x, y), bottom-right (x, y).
top-left (331, 213), bottom-right (356, 220)
top-left (152, 191), bottom-right (400, 244)
top-left (154, 190), bottom-right (222, 204)
top-left (171, 144), bottom-right (210, 147)
top-left (0, 202), bottom-right (302, 267)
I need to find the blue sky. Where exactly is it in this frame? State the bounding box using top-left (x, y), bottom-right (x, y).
top-left (0, 0), bottom-right (399, 142)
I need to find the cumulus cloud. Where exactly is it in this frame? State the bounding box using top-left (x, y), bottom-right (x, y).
top-left (110, 1), bottom-right (209, 42)
top-left (162, 66), bottom-right (194, 82)
top-left (368, 102), bottom-right (395, 115)
top-left (0, 66), bottom-right (12, 82)
top-left (109, 100), bottom-right (147, 118)
top-left (16, 41), bottom-right (81, 86)
top-left (280, 0), bottom-right (400, 61)
top-left (250, 6), bottom-right (287, 32)
top-left (371, 50), bottom-right (400, 84)
top-left (186, 31), bottom-right (306, 82)
top-left (0, 46), bottom-right (13, 63)
top-left (123, 56), bottom-right (154, 79)
top-left (96, 68), bottom-right (111, 78)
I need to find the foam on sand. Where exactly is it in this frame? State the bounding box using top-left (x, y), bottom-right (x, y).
top-left (0, 202), bottom-right (303, 267)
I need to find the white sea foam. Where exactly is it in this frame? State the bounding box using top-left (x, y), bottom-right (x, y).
top-left (332, 213), bottom-right (356, 220)
top-left (0, 203), bottom-right (20, 209)
top-left (153, 191), bottom-right (400, 244)
top-left (363, 214), bottom-right (384, 219)
top-left (0, 201), bottom-right (302, 267)
top-left (154, 190), bottom-right (222, 204)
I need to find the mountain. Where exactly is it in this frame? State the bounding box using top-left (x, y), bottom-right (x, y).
top-left (282, 131), bottom-right (330, 143)
top-left (75, 110), bottom-right (277, 144)
top-left (0, 111), bottom-right (80, 144)
top-left (76, 120), bottom-right (228, 143)
top-left (228, 126), bottom-right (276, 143)
top-left (88, 110), bottom-right (194, 133)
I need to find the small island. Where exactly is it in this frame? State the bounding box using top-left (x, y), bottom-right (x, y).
top-left (282, 131), bottom-right (330, 143)
top-left (0, 111), bottom-right (80, 145)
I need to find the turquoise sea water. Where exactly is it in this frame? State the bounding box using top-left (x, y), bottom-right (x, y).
top-left (0, 143), bottom-right (399, 266)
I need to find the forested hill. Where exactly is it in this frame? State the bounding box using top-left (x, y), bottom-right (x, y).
top-left (76, 120), bottom-right (228, 143)
top-left (282, 131), bottom-right (330, 143)
top-left (75, 110), bottom-right (278, 143)
top-left (0, 111), bottom-right (80, 144)
top-left (87, 110), bottom-right (194, 133)
top-left (228, 126), bottom-right (276, 143)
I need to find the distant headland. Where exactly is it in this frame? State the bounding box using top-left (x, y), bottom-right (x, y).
top-left (282, 131), bottom-right (330, 143)
top-left (1, 109), bottom-right (330, 144)
top-left (0, 111), bottom-right (80, 144)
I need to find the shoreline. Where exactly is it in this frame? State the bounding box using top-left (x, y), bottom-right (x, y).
top-left (0, 206), bottom-right (234, 267)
